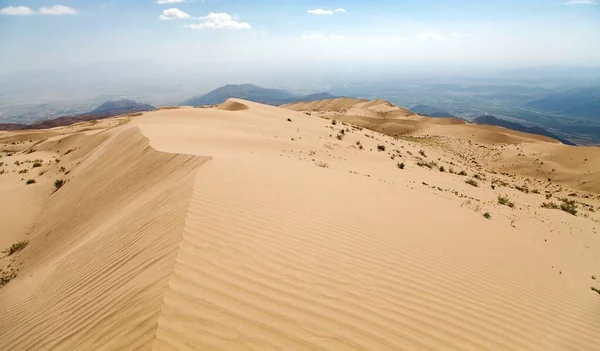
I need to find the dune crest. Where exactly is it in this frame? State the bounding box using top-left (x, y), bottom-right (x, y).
top-left (218, 99), bottom-right (249, 111)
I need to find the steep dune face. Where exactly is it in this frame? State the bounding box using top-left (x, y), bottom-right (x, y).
top-left (1, 99), bottom-right (599, 350)
top-left (0, 127), bottom-right (207, 350)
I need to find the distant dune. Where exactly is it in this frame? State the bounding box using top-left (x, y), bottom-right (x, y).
top-left (1, 99), bottom-right (599, 350)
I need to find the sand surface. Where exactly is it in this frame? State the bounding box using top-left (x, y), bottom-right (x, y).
top-left (0, 99), bottom-right (599, 350)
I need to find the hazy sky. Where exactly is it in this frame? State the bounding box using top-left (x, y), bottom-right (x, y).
top-left (1, 0), bottom-right (599, 75)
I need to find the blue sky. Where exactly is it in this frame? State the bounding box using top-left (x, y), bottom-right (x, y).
top-left (1, 0), bottom-right (599, 74)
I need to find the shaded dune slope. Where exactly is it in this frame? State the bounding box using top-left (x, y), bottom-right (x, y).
top-left (0, 127), bottom-right (208, 350)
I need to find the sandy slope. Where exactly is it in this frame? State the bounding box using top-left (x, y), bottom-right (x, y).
top-left (1, 99), bottom-right (599, 350)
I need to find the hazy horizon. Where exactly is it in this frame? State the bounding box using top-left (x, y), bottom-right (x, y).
top-left (1, 0), bottom-right (599, 77)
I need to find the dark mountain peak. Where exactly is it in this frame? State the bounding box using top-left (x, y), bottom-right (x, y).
top-left (410, 104), bottom-right (456, 118)
top-left (92, 99), bottom-right (155, 114)
top-left (182, 84), bottom-right (337, 107)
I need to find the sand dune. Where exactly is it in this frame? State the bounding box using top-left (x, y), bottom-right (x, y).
top-left (1, 98), bottom-right (599, 350)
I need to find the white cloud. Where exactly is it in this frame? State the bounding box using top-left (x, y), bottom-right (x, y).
top-left (156, 0), bottom-right (185, 4)
top-left (0, 6), bottom-right (34, 15)
top-left (565, 0), bottom-right (597, 4)
top-left (308, 9), bottom-right (333, 15)
top-left (185, 12), bottom-right (251, 29)
top-left (417, 32), bottom-right (444, 40)
top-left (39, 5), bottom-right (78, 15)
top-left (334, 8), bottom-right (346, 13)
top-left (159, 8), bottom-right (191, 20)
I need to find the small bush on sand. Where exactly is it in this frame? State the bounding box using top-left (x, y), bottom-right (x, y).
top-left (3, 241), bottom-right (28, 255)
top-left (377, 145), bottom-right (386, 152)
top-left (26, 179), bottom-right (36, 185)
top-left (498, 195), bottom-right (515, 208)
top-left (591, 287), bottom-right (600, 295)
top-left (419, 150), bottom-right (426, 157)
top-left (32, 162), bottom-right (42, 168)
top-left (54, 179), bottom-right (65, 191)
top-left (465, 179), bottom-right (478, 187)
top-left (483, 212), bottom-right (492, 219)
top-left (541, 202), bottom-right (559, 209)
top-left (316, 162), bottom-right (329, 168)
top-left (458, 170), bottom-right (467, 176)
top-left (439, 166), bottom-right (445, 172)
top-left (560, 199), bottom-right (577, 216)
top-left (397, 162), bottom-right (405, 169)
top-left (331, 120), bottom-right (337, 125)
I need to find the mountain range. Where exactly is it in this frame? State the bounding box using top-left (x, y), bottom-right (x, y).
top-left (523, 87), bottom-right (600, 120)
top-left (182, 84), bottom-right (337, 106)
top-left (472, 115), bottom-right (576, 145)
top-left (0, 99), bottom-right (155, 131)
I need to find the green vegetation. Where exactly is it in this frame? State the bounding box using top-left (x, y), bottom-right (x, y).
top-left (25, 179), bottom-right (36, 185)
top-left (483, 212), bottom-right (492, 219)
top-left (32, 162), bottom-right (42, 168)
top-left (541, 202), bottom-right (559, 209)
top-left (397, 162), bottom-right (405, 169)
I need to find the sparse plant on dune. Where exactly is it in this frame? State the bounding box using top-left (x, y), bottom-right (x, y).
top-left (498, 195), bottom-right (515, 208)
top-left (26, 179), bottom-right (36, 185)
top-left (458, 170), bottom-right (467, 176)
top-left (541, 202), bottom-right (559, 209)
top-left (560, 199), bottom-right (577, 216)
top-left (331, 120), bottom-right (337, 125)
top-left (419, 150), bottom-right (426, 157)
top-left (316, 161), bottom-right (329, 168)
top-left (591, 287), bottom-right (600, 295)
top-left (483, 212), bottom-right (492, 219)
top-left (439, 166), bottom-right (445, 172)
top-left (397, 162), bottom-right (405, 169)
top-left (465, 179), bottom-right (478, 187)
top-left (32, 162), bottom-right (42, 168)
top-left (377, 145), bottom-right (386, 151)
top-left (54, 179), bottom-right (65, 191)
top-left (3, 240), bottom-right (28, 256)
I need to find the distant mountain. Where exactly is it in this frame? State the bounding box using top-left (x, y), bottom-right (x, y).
top-left (410, 104), bottom-right (456, 117)
top-left (91, 99), bottom-right (155, 115)
top-left (472, 115), bottom-right (576, 146)
top-left (0, 99), bottom-right (155, 131)
top-left (524, 87), bottom-right (600, 120)
top-left (182, 84), bottom-right (336, 106)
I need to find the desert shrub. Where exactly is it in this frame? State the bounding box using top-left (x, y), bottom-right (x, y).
top-left (458, 170), bottom-right (467, 176)
top-left (18, 169), bottom-right (28, 174)
top-left (532, 189), bottom-right (540, 194)
top-left (417, 161), bottom-right (432, 169)
top-left (515, 185), bottom-right (529, 193)
top-left (483, 212), bottom-right (492, 219)
top-left (336, 133), bottom-right (344, 141)
top-left (465, 179), bottom-right (478, 187)
top-left (26, 179), bottom-right (36, 185)
top-left (498, 195), bottom-right (515, 208)
top-left (316, 162), bottom-right (329, 168)
top-left (591, 287), bottom-right (600, 295)
top-left (439, 166), bottom-right (445, 172)
top-left (54, 179), bottom-right (65, 191)
top-left (541, 202), bottom-right (559, 209)
top-left (560, 199), bottom-right (577, 216)
top-left (331, 120), bottom-right (337, 125)
top-left (3, 241), bottom-right (28, 255)
top-left (397, 162), bottom-right (405, 169)
top-left (32, 162), bottom-right (42, 168)
top-left (59, 166), bottom-right (66, 173)
top-left (377, 145), bottom-right (386, 151)
top-left (419, 150), bottom-right (426, 157)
